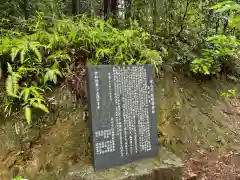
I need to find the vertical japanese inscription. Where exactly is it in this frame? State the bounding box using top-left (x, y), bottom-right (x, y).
top-left (88, 65), bottom-right (158, 171)
top-left (94, 71), bottom-right (100, 110)
top-left (94, 70), bottom-right (115, 155)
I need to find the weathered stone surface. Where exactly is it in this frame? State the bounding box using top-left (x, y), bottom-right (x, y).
top-left (87, 65), bottom-right (159, 170)
top-left (62, 148), bottom-right (183, 180)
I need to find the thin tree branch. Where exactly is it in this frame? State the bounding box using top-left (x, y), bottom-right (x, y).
top-left (176, 0), bottom-right (190, 37)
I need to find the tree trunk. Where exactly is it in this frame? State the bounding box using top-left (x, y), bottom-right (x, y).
top-left (72, 0), bottom-right (80, 15)
top-left (104, 0), bottom-right (111, 20)
top-left (152, 0), bottom-right (157, 33)
top-left (24, 0), bottom-right (30, 20)
top-left (111, 0), bottom-right (117, 24)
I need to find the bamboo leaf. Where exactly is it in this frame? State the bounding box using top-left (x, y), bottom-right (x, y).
top-left (51, 61), bottom-right (59, 70)
top-left (23, 88), bottom-right (30, 102)
top-left (210, 1), bottom-right (235, 10)
top-left (52, 74), bottom-right (57, 84)
top-left (62, 54), bottom-right (71, 61)
top-left (31, 88), bottom-right (41, 97)
top-left (32, 103), bottom-right (49, 113)
top-left (24, 107), bottom-right (31, 124)
top-left (30, 44), bottom-right (42, 62)
top-left (11, 47), bottom-right (20, 61)
top-left (6, 75), bottom-right (13, 96)
top-left (54, 69), bottom-right (62, 77)
top-left (7, 62), bottom-right (13, 74)
top-left (20, 48), bottom-right (26, 64)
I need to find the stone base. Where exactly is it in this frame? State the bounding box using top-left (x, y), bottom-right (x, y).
top-left (62, 148), bottom-right (183, 180)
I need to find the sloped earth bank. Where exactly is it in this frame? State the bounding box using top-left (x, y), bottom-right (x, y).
top-left (182, 150), bottom-right (240, 180)
top-left (156, 69), bottom-right (240, 180)
top-left (0, 69), bottom-right (240, 179)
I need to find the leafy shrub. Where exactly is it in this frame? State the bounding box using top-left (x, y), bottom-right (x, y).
top-left (221, 89), bottom-right (236, 98)
top-left (0, 14), bottom-right (164, 123)
top-left (190, 1), bottom-right (240, 75)
top-left (191, 35), bottom-right (240, 74)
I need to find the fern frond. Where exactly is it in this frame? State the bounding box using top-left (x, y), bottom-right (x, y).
top-left (6, 75), bottom-right (13, 96)
top-left (5, 74), bottom-right (19, 98)
top-left (29, 42), bottom-right (42, 62)
top-left (12, 74), bottom-right (19, 96)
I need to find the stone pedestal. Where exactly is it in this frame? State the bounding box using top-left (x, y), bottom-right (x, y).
top-left (62, 149), bottom-right (183, 180)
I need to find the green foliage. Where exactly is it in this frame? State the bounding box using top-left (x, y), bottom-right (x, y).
top-left (190, 1), bottom-right (240, 75)
top-left (0, 14), bottom-right (163, 123)
top-left (12, 176), bottom-right (26, 180)
top-left (210, 1), bottom-right (240, 33)
top-left (221, 89), bottom-right (236, 98)
top-left (191, 34), bottom-right (240, 75)
top-left (1, 0), bottom-right (238, 124)
top-left (191, 58), bottom-right (216, 75)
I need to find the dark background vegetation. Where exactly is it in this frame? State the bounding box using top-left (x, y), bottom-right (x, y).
top-left (0, 0), bottom-right (239, 127)
top-left (0, 1), bottom-right (239, 180)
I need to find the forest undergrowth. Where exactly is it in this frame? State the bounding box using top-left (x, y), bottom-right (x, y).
top-left (0, 0), bottom-right (240, 180)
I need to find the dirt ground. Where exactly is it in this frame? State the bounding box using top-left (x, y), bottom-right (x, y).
top-left (182, 149), bottom-right (240, 180)
top-left (181, 97), bottom-right (240, 180)
top-left (1, 72), bottom-right (240, 180)
top-left (156, 72), bottom-right (240, 180)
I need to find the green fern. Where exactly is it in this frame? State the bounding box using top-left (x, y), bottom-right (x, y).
top-left (44, 62), bottom-right (63, 84)
top-left (20, 87), bottom-right (30, 102)
top-left (0, 15), bottom-right (165, 123)
top-left (6, 73), bottom-right (21, 98)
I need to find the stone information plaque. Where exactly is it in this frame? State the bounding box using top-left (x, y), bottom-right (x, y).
top-left (87, 65), bottom-right (159, 171)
